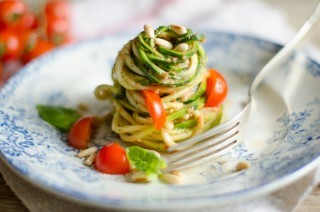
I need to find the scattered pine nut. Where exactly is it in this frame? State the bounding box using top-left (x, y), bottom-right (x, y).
top-left (161, 171), bottom-right (185, 184)
top-left (77, 103), bottom-right (89, 112)
top-left (77, 146), bottom-right (98, 158)
top-left (85, 153), bottom-right (97, 166)
top-left (155, 38), bottom-right (173, 49)
top-left (130, 171), bottom-right (149, 183)
top-left (235, 161), bottom-right (251, 171)
top-left (170, 24), bottom-right (187, 35)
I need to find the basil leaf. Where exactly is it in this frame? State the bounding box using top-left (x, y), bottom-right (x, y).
top-left (126, 146), bottom-right (166, 176)
top-left (36, 105), bottom-right (81, 132)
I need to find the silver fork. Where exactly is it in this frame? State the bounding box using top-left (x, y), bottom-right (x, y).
top-left (166, 2), bottom-right (320, 171)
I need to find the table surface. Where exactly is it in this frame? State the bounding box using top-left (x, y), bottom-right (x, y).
top-left (0, 172), bottom-right (319, 211)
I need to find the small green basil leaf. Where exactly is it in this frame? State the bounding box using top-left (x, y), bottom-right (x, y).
top-left (126, 146), bottom-right (166, 177)
top-left (36, 105), bottom-right (81, 132)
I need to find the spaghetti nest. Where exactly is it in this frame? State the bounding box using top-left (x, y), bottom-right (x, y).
top-left (95, 25), bottom-right (223, 151)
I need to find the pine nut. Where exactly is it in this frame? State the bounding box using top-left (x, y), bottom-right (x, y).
top-left (155, 38), bottom-right (173, 49)
top-left (144, 24), bottom-right (155, 38)
top-left (170, 24), bottom-right (187, 35)
top-left (174, 43), bottom-right (189, 52)
top-left (131, 171), bottom-right (150, 183)
top-left (161, 171), bottom-right (185, 184)
top-left (85, 153), bottom-right (97, 166)
top-left (77, 146), bottom-right (98, 158)
top-left (235, 161), bottom-right (251, 171)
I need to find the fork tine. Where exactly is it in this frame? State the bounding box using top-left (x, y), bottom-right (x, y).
top-left (167, 121), bottom-right (240, 162)
top-left (167, 103), bottom-right (250, 152)
top-left (167, 124), bottom-right (239, 169)
top-left (167, 140), bottom-right (237, 171)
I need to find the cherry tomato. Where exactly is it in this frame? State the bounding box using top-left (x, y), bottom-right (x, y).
top-left (44, 0), bottom-right (71, 45)
top-left (14, 12), bottom-right (38, 31)
top-left (0, 0), bottom-right (27, 28)
top-left (19, 30), bottom-right (37, 53)
top-left (95, 142), bottom-right (130, 175)
top-left (45, 15), bottom-right (70, 45)
top-left (0, 28), bottom-right (23, 61)
top-left (45, 0), bottom-right (70, 19)
top-left (22, 39), bottom-right (54, 63)
top-left (68, 115), bottom-right (95, 150)
top-left (205, 69), bottom-right (228, 107)
top-left (142, 90), bottom-right (167, 130)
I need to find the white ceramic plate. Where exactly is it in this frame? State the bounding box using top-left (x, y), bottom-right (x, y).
top-left (1, 31), bottom-right (320, 210)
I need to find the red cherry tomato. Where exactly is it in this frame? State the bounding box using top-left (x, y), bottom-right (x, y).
top-left (45, 15), bottom-right (70, 45)
top-left (68, 116), bottom-right (95, 150)
top-left (45, 0), bottom-right (70, 19)
top-left (0, 28), bottom-right (23, 61)
top-left (14, 12), bottom-right (38, 31)
top-left (19, 30), bottom-right (37, 53)
top-left (0, 0), bottom-right (27, 28)
top-left (142, 90), bottom-right (167, 130)
top-left (95, 142), bottom-right (130, 175)
top-left (205, 69), bottom-right (228, 107)
top-left (22, 39), bottom-right (54, 63)
top-left (44, 0), bottom-right (71, 45)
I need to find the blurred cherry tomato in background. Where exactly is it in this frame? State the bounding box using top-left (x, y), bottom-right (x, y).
top-left (14, 12), bottom-right (38, 31)
top-left (45, 14), bottom-right (70, 45)
top-left (0, 28), bottom-right (23, 61)
top-left (0, 0), bottom-right (27, 29)
top-left (45, 0), bottom-right (71, 45)
top-left (45, 0), bottom-right (70, 19)
top-left (0, 0), bottom-right (72, 84)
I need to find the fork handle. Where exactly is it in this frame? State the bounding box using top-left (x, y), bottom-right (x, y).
top-left (249, 1), bottom-right (320, 97)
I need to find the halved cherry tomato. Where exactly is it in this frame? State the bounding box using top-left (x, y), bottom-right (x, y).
top-left (68, 115), bottom-right (95, 149)
top-left (205, 69), bottom-right (228, 107)
top-left (95, 142), bottom-right (130, 175)
top-left (0, 0), bottom-right (27, 28)
top-left (142, 90), bottom-right (166, 130)
top-left (0, 28), bottom-right (24, 61)
top-left (22, 39), bottom-right (54, 63)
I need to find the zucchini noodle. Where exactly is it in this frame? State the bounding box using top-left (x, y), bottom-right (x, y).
top-left (95, 25), bottom-right (223, 151)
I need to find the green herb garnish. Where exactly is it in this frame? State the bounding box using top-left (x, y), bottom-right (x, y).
top-left (126, 146), bottom-right (166, 179)
top-left (36, 105), bottom-right (81, 132)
